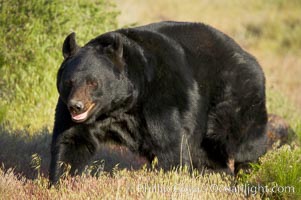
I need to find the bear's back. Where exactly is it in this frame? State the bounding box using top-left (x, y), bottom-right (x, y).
top-left (121, 21), bottom-right (241, 60)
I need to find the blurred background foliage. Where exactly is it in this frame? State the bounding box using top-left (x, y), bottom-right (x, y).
top-left (0, 0), bottom-right (118, 131)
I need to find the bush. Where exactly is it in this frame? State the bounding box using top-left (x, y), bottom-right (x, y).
top-left (248, 146), bottom-right (301, 199)
top-left (0, 0), bottom-right (118, 131)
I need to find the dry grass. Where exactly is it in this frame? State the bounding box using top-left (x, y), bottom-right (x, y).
top-left (0, 166), bottom-right (259, 200)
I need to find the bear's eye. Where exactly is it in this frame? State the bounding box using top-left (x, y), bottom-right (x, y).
top-left (86, 79), bottom-right (98, 89)
top-left (64, 80), bottom-right (73, 87)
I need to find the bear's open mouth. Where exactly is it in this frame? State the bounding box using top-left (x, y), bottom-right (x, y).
top-left (70, 103), bottom-right (95, 122)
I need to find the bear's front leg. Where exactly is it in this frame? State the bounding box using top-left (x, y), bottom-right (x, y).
top-left (49, 126), bottom-right (100, 187)
top-left (49, 98), bottom-right (73, 187)
top-left (49, 134), bottom-right (67, 187)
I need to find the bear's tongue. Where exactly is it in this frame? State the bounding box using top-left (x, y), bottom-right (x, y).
top-left (70, 103), bottom-right (95, 122)
top-left (71, 110), bottom-right (88, 121)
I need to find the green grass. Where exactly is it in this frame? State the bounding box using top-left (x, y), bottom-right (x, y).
top-left (0, 0), bottom-right (118, 131)
top-left (247, 146), bottom-right (301, 199)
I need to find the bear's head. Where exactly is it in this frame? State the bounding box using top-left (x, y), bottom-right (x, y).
top-left (57, 32), bottom-right (137, 124)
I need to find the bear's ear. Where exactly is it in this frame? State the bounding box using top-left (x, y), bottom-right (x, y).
top-left (104, 34), bottom-right (123, 60)
top-left (104, 34), bottom-right (125, 71)
top-left (62, 32), bottom-right (80, 59)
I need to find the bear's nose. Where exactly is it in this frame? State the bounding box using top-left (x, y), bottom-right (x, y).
top-left (68, 100), bottom-right (84, 114)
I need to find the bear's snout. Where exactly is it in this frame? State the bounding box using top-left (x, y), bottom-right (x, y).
top-left (68, 99), bottom-right (84, 114)
top-left (67, 98), bottom-right (95, 122)
top-left (67, 84), bottom-right (95, 122)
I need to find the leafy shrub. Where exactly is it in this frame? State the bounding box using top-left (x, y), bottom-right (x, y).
top-left (249, 146), bottom-right (301, 199)
top-left (0, 0), bottom-right (118, 131)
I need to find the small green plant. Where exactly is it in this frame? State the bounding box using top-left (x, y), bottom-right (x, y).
top-left (248, 145), bottom-right (301, 199)
top-left (30, 153), bottom-right (49, 187)
top-left (84, 160), bottom-right (105, 178)
top-left (31, 153), bottom-right (42, 178)
top-left (151, 157), bottom-right (159, 171)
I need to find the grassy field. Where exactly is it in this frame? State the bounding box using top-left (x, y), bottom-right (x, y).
top-left (0, 0), bottom-right (301, 199)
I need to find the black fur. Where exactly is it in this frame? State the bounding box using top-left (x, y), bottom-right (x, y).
top-left (49, 21), bottom-right (268, 185)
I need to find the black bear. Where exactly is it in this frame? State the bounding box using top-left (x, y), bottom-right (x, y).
top-left (49, 21), bottom-right (268, 185)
